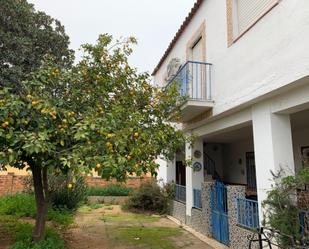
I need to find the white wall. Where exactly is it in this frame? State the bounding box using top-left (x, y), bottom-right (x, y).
top-left (223, 139), bottom-right (254, 184)
top-left (154, 0), bottom-right (309, 118)
top-left (194, 125), bottom-right (309, 186)
top-left (204, 143), bottom-right (224, 177)
top-left (292, 127), bottom-right (309, 173)
top-left (156, 157), bottom-right (176, 186)
top-left (155, 157), bottom-right (167, 186)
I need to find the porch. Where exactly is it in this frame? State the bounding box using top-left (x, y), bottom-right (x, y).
top-left (169, 123), bottom-right (260, 247)
top-left (173, 123), bottom-right (259, 210)
top-left (168, 105), bottom-right (309, 248)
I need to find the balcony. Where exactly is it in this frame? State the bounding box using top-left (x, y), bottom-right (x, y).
top-left (166, 61), bottom-right (214, 122)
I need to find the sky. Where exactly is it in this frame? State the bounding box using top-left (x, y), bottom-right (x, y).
top-left (28, 0), bottom-right (196, 74)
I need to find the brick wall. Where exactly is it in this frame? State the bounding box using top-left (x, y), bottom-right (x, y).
top-left (0, 173), bottom-right (152, 196)
top-left (0, 173), bottom-right (26, 196)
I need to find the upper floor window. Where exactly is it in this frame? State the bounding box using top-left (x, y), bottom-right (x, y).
top-left (227, 0), bottom-right (279, 45)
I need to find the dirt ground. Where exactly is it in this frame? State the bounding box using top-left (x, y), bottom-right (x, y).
top-left (0, 205), bottom-right (214, 249)
top-left (0, 227), bottom-right (12, 249)
top-left (64, 205), bottom-right (214, 249)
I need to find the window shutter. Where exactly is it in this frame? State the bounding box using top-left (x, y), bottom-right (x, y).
top-left (237, 0), bottom-right (276, 34)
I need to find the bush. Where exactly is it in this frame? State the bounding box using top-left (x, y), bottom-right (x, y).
top-left (49, 174), bottom-right (87, 210)
top-left (87, 184), bottom-right (133, 196)
top-left (162, 181), bottom-right (176, 200)
top-left (124, 180), bottom-right (170, 214)
top-left (0, 194), bottom-right (73, 227)
top-left (263, 167), bottom-right (309, 248)
top-left (11, 237), bottom-right (65, 249)
top-left (22, 173), bottom-right (87, 210)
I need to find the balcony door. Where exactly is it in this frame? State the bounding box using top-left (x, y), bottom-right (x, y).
top-left (192, 37), bottom-right (203, 62)
top-left (190, 37), bottom-right (204, 99)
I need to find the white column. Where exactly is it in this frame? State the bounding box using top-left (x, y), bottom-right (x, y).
top-left (186, 137), bottom-right (204, 216)
top-left (185, 141), bottom-right (193, 216)
top-left (252, 101), bottom-right (295, 219)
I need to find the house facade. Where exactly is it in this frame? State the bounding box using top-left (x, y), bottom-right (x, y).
top-left (153, 0), bottom-right (309, 248)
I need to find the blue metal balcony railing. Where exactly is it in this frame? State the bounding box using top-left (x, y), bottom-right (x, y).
top-left (236, 197), bottom-right (259, 229)
top-left (193, 189), bottom-right (202, 209)
top-left (175, 184), bottom-right (186, 203)
top-left (166, 61), bottom-right (212, 100)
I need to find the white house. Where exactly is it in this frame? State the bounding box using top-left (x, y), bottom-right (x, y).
top-left (153, 0), bottom-right (309, 248)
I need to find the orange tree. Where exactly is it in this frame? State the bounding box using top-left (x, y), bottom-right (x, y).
top-left (0, 35), bottom-right (189, 242)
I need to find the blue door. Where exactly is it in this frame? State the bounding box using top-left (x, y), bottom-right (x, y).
top-left (211, 181), bottom-right (229, 245)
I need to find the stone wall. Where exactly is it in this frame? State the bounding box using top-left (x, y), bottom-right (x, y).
top-left (226, 185), bottom-right (258, 249)
top-left (170, 200), bottom-right (186, 223)
top-left (88, 196), bottom-right (129, 204)
top-left (186, 208), bottom-right (204, 234)
top-left (169, 182), bottom-right (260, 249)
top-left (201, 182), bottom-right (213, 237)
top-left (169, 182), bottom-right (213, 237)
top-left (297, 189), bottom-right (309, 209)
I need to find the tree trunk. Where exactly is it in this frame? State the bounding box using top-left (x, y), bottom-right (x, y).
top-left (32, 199), bottom-right (49, 242)
top-left (31, 164), bottom-right (50, 242)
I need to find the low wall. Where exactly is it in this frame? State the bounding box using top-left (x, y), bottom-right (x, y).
top-left (226, 185), bottom-right (258, 249)
top-left (169, 182), bottom-right (214, 236)
top-left (169, 183), bottom-right (259, 249)
top-left (170, 200), bottom-right (186, 223)
top-left (201, 182), bottom-right (213, 237)
top-left (297, 189), bottom-right (309, 209)
top-left (87, 196), bottom-right (129, 204)
top-left (186, 208), bottom-right (204, 234)
top-left (86, 176), bottom-right (152, 188)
